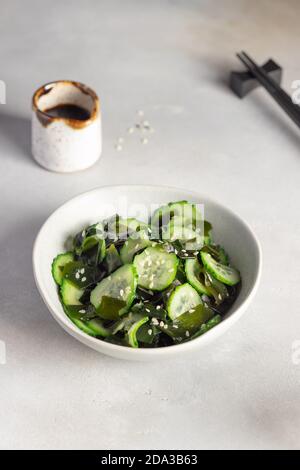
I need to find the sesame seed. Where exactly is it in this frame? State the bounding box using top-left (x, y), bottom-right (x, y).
top-left (159, 321), bottom-right (164, 327)
top-left (189, 309), bottom-right (195, 313)
top-left (143, 120), bottom-right (150, 127)
top-left (127, 127), bottom-right (135, 134)
top-left (81, 277), bottom-right (87, 282)
top-left (120, 289), bottom-right (124, 296)
top-left (149, 282), bottom-right (154, 289)
top-left (79, 309), bottom-right (86, 314)
top-left (193, 252), bottom-right (199, 256)
top-left (173, 325), bottom-right (179, 329)
top-left (156, 305), bottom-right (161, 310)
top-left (75, 272), bottom-right (80, 279)
top-left (152, 318), bottom-right (159, 325)
top-left (185, 331), bottom-right (190, 337)
top-left (145, 308), bottom-right (151, 313)
top-left (80, 268), bottom-right (85, 274)
top-left (148, 329), bottom-right (153, 335)
top-left (164, 324), bottom-right (168, 329)
top-left (181, 249), bottom-right (187, 253)
top-left (141, 137), bottom-right (148, 145)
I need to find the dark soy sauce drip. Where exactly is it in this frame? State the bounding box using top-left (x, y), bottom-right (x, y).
top-left (44, 104), bottom-right (91, 121)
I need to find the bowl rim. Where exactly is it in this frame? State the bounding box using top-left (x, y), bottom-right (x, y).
top-left (32, 184), bottom-right (262, 358)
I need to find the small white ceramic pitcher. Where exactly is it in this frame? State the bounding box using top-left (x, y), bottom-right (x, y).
top-left (32, 80), bottom-right (102, 172)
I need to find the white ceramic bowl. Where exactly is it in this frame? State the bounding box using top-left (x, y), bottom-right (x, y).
top-left (33, 185), bottom-right (262, 361)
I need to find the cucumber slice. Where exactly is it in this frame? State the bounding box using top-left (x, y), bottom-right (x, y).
top-left (151, 201), bottom-right (202, 236)
top-left (163, 219), bottom-right (203, 250)
top-left (167, 283), bottom-right (202, 320)
top-left (52, 252), bottom-right (74, 286)
top-left (61, 279), bottom-right (84, 305)
top-left (120, 237), bottom-right (153, 264)
top-left (106, 217), bottom-right (148, 239)
top-left (185, 258), bottom-right (210, 295)
top-left (200, 252), bottom-right (240, 286)
top-left (162, 303), bottom-right (214, 339)
top-left (204, 271), bottom-right (229, 305)
top-left (90, 264), bottom-right (138, 314)
top-left (125, 315), bottom-right (149, 348)
top-left (133, 246), bottom-right (178, 291)
top-left (86, 318), bottom-right (111, 337)
top-left (168, 201), bottom-right (202, 227)
top-left (72, 318), bottom-right (110, 337)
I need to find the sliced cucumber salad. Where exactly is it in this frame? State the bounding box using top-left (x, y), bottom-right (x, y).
top-left (52, 201), bottom-right (241, 348)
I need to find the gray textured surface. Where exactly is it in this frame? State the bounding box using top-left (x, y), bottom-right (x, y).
top-left (0, 0), bottom-right (300, 450)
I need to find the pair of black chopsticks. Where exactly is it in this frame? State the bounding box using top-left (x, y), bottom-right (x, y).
top-left (237, 51), bottom-right (300, 129)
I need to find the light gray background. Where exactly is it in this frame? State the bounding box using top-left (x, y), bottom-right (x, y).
top-left (1, 0), bottom-right (300, 450)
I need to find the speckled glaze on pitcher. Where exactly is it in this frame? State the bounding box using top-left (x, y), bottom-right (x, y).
top-left (32, 81), bottom-right (102, 172)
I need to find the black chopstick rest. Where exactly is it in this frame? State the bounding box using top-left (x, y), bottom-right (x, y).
top-left (230, 59), bottom-right (282, 98)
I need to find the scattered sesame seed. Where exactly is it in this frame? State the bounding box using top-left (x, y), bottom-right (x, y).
top-left (159, 321), bottom-right (164, 327)
top-left (173, 325), bottom-right (179, 329)
top-left (149, 282), bottom-right (154, 289)
top-left (145, 308), bottom-right (151, 313)
top-left (148, 329), bottom-right (153, 335)
top-left (185, 331), bottom-right (190, 337)
top-left (141, 137), bottom-right (148, 145)
top-left (143, 120), bottom-right (149, 127)
top-left (193, 252), bottom-right (199, 256)
top-left (164, 324), bottom-right (168, 329)
top-left (156, 305), bottom-right (161, 310)
top-left (81, 277), bottom-right (87, 282)
top-left (79, 309), bottom-right (86, 314)
top-left (181, 249), bottom-right (187, 253)
top-left (120, 289), bottom-right (124, 296)
top-left (189, 309), bottom-right (195, 313)
top-left (80, 268), bottom-right (85, 274)
top-left (75, 272), bottom-right (80, 279)
top-left (127, 127), bottom-right (135, 134)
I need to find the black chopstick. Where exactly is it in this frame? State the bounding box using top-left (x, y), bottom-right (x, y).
top-left (237, 51), bottom-right (300, 129)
